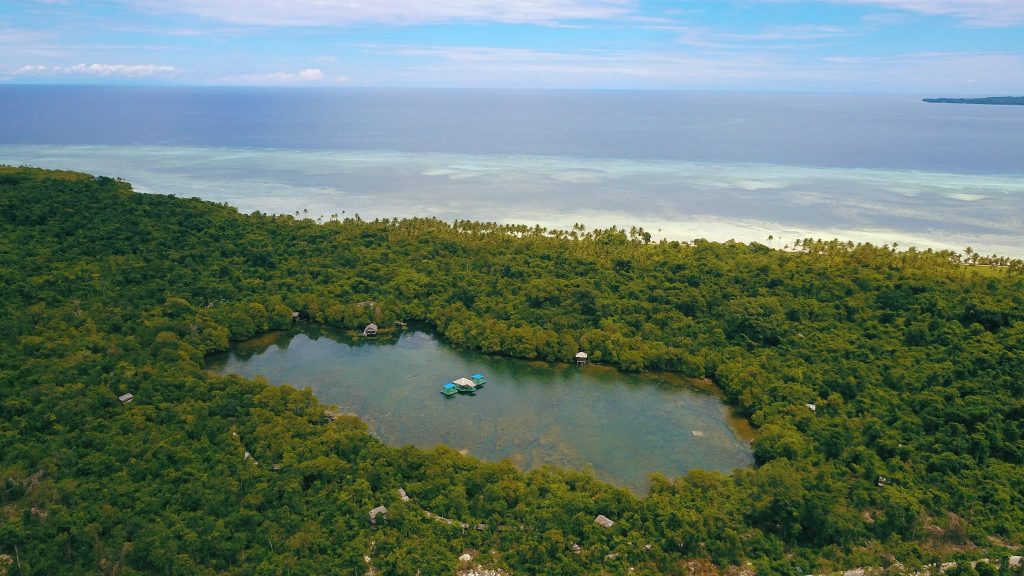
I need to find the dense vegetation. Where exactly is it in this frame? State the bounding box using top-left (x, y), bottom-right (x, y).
top-left (922, 96), bottom-right (1024, 105)
top-left (1, 166), bottom-right (1023, 575)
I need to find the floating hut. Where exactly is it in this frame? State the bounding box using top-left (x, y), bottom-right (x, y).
top-left (368, 505), bottom-right (388, 524)
top-left (690, 430), bottom-right (705, 438)
top-left (594, 514), bottom-right (615, 528)
top-left (363, 323), bottom-right (378, 337)
top-left (441, 383), bottom-right (458, 397)
top-left (575, 351), bottom-right (588, 366)
top-left (470, 373), bottom-right (487, 386)
top-left (118, 393), bottom-right (134, 404)
top-left (453, 377), bottom-right (477, 393)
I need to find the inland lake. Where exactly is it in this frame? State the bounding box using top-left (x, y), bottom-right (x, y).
top-left (206, 324), bottom-right (754, 494)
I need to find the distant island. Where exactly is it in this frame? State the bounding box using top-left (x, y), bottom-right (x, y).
top-left (923, 96), bottom-right (1024, 105)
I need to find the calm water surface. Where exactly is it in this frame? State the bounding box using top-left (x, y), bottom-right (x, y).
top-left (206, 325), bottom-right (753, 493)
top-left (2, 87), bottom-right (1021, 172)
top-left (2, 86), bottom-right (1022, 257)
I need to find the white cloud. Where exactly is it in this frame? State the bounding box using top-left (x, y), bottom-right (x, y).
top-left (357, 45), bottom-right (794, 88)
top-left (352, 43), bottom-right (1024, 92)
top-left (12, 64), bottom-right (50, 75)
top-left (385, 46), bottom-right (603, 64)
top-left (671, 24), bottom-right (852, 49)
top-left (296, 68), bottom-right (324, 80)
top-left (127, 0), bottom-right (633, 26)
top-left (0, 28), bottom-right (48, 43)
top-left (11, 63), bottom-right (178, 77)
top-left (147, 0), bottom-right (1020, 29)
top-left (823, 0), bottom-right (1024, 26)
top-left (222, 67), bottom-right (329, 85)
top-left (64, 63), bottom-right (178, 76)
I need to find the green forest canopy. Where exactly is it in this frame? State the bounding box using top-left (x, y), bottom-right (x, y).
top-left (922, 96), bottom-right (1024, 105)
top-left (1, 166), bottom-right (1023, 575)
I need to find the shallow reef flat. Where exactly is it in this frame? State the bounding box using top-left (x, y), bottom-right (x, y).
top-left (3, 144), bottom-right (1023, 258)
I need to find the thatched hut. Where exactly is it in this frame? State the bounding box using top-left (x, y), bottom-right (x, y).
top-left (368, 505), bottom-right (388, 524)
top-left (594, 514), bottom-right (615, 528)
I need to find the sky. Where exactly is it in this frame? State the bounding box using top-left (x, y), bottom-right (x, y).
top-left (1, 0), bottom-right (1023, 92)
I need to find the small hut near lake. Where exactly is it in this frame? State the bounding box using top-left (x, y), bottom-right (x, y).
top-left (363, 323), bottom-right (378, 337)
top-left (594, 514), bottom-right (615, 528)
top-left (575, 352), bottom-right (588, 366)
top-left (368, 505), bottom-right (388, 524)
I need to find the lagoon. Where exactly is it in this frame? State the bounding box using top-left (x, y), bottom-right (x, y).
top-left (206, 325), bottom-right (754, 493)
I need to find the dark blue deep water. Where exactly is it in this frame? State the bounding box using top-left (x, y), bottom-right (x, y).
top-left (3, 85), bottom-right (1022, 172)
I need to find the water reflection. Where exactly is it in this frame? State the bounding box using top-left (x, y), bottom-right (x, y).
top-left (207, 324), bottom-right (753, 493)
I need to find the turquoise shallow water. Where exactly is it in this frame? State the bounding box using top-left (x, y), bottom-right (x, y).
top-left (206, 325), bottom-right (754, 493)
top-left (2, 144), bottom-right (1021, 257)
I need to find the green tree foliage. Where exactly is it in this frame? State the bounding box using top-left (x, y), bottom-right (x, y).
top-left (1, 166), bottom-right (1022, 573)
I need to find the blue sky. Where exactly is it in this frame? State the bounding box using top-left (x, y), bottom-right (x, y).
top-left (2, 0), bottom-right (1023, 92)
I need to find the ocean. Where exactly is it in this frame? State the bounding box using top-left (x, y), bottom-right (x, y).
top-left (1, 86), bottom-right (1022, 256)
